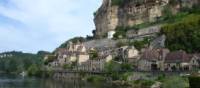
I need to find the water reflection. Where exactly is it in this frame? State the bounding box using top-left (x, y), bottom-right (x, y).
top-left (0, 74), bottom-right (116, 88)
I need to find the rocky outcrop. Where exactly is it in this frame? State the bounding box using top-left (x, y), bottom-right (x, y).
top-left (94, 0), bottom-right (168, 38)
top-left (94, 0), bottom-right (199, 38)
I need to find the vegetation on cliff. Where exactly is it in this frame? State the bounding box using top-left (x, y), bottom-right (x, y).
top-left (111, 0), bottom-right (123, 6)
top-left (161, 14), bottom-right (200, 53)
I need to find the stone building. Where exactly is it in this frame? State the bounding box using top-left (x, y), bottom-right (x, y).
top-left (48, 42), bottom-right (90, 68)
top-left (164, 51), bottom-right (199, 71)
top-left (77, 55), bottom-right (113, 72)
top-left (138, 48), bottom-right (170, 71)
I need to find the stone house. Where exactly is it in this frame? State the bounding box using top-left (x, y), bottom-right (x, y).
top-left (115, 46), bottom-right (139, 62)
top-left (164, 51), bottom-right (199, 71)
top-left (50, 43), bottom-right (90, 68)
top-left (48, 60), bottom-right (59, 67)
top-left (77, 54), bottom-right (113, 72)
top-left (77, 59), bottom-right (106, 72)
top-left (124, 46), bottom-right (139, 64)
top-left (138, 48), bottom-right (170, 71)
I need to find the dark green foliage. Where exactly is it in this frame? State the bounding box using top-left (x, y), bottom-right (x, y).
top-left (111, 0), bottom-right (123, 6)
top-left (44, 55), bottom-right (56, 65)
top-left (62, 64), bottom-right (71, 69)
top-left (160, 14), bottom-right (200, 53)
top-left (86, 35), bottom-right (94, 40)
top-left (27, 64), bottom-right (41, 77)
top-left (37, 51), bottom-right (50, 57)
top-left (86, 75), bottom-right (106, 83)
top-left (0, 51), bottom-right (43, 74)
top-left (105, 60), bottom-right (121, 73)
top-left (89, 50), bottom-right (98, 59)
top-left (113, 26), bottom-right (128, 39)
top-left (130, 37), bottom-right (150, 50)
top-left (188, 76), bottom-right (200, 88)
top-left (162, 76), bottom-right (189, 88)
top-left (121, 63), bottom-right (132, 71)
top-left (27, 64), bottom-right (53, 78)
top-left (58, 37), bottom-right (86, 48)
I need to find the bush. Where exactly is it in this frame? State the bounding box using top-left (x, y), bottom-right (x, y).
top-left (111, 0), bottom-right (123, 6)
top-left (27, 64), bottom-right (41, 77)
top-left (162, 76), bottom-right (189, 88)
top-left (87, 75), bottom-right (106, 82)
top-left (63, 64), bottom-right (71, 69)
top-left (113, 26), bottom-right (130, 39)
top-left (188, 76), bottom-right (200, 88)
top-left (121, 63), bottom-right (132, 71)
top-left (89, 50), bottom-right (98, 59)
top-left (131, 37), bottom-right (150, 50)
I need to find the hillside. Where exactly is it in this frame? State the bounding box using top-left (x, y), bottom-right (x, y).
top-left (94, 0), bottom-right (199, 38)
top-left (0, 51), bottom-right (50, 73)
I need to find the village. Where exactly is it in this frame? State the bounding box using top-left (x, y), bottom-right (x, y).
top-left (44, 25), bottom-right (200, 73)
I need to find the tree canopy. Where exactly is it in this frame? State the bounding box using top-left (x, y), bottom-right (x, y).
top-left (160, 14), bottom-right (200, 53)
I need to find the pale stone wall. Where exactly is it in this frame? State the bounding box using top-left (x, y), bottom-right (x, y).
top-left (78, 55), bottom-right (89, 64)
top-left (105, 55), bottom-right (113, 62)
top-left (127, 49), bottom-right (139, 58)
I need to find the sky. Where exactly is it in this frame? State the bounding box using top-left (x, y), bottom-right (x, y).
top-left (0, 0), bottom-right (102, 53)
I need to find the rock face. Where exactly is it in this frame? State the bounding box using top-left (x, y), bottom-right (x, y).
top-left (94, 0), bottom-right (199, 38)
top-left (94, 0), bottom-right (168, 38)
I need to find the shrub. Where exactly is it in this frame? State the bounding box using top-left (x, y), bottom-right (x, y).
top-left (27, 64), bottom-right (41, 77)
top-left (111, 0), bottom-right (123, 6)
top-left (162, 76), bottom-right (189, 88)
top-left (87, 75), bottom-right (106, 83)
top-left (63, 64), bottom-right (71, 69)
top-left (188, 76), bottom-right (200, 88)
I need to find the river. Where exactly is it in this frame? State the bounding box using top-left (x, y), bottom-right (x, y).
top-left (0, 74), bottom-right (123, 88)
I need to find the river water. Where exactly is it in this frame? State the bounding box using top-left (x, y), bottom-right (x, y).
top-left (0, 74), bottom-right (120, 88)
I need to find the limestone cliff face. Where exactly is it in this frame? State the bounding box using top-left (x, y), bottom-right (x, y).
top-left (94, 0), bottom-right (168, 38)
top-left (94, 0), bottom-right (198, 38)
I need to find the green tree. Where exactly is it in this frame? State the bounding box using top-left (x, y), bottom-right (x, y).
top-left (161, 14), bottom-right (200, 53)
top-left (27, 64), bottom-right (41, 77)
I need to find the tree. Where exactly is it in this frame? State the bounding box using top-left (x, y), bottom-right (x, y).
top-left (27, 64), bottom-right (41, 77)
top-left (161, 14), bottom-right (200, 53)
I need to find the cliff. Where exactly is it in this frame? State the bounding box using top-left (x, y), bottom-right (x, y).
top-left (94, 0), bottom-right (199, 38)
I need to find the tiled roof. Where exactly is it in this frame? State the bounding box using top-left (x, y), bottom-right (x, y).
top-left (140, 49), bottom-right (160, 61)
top-left (140, 48), bottom-right (169, 61)
top-left (165, 51), bottom-right (191, 63)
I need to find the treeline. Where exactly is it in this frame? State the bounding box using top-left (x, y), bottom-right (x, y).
top-left (160, 14), bottom-right (200, 53)
top-left (0, 51), bottom-right (49, 75)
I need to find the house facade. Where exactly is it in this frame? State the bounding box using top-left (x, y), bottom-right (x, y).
top-left (164, 51), bottom-right (199, 71)
top-left (138, 48), bottom-right (170, 71)
top-left (47, 42), bottom-right (90, 69)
